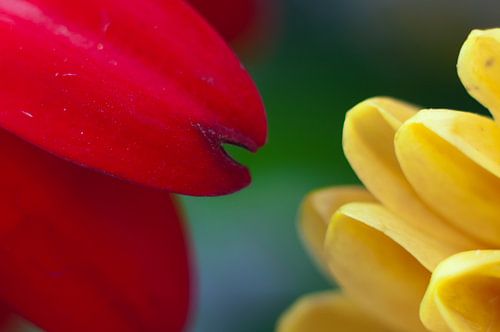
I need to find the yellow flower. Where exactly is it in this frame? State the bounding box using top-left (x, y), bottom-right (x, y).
top-left (277, 28), bottom-right (500, 332)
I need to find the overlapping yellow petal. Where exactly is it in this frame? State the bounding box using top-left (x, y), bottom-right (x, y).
top-left (343, 98), bottom-right (482, 269)
top-left (340, 203), bottom-right (465, 271)
top-left (420, 250), bottom-right (500, 332)
top-left (395, 109), bottom-right (500, 246)
top-left (277, 292), bottom-right (391, 332)
top-left (299, 186), bottom-right (375, 271)
top-left (324, 203), bottom-right (430, 332)
top-left (458, 29), bottom-right (500, 120)
top-left (278, 28), bottom-right (500, 332)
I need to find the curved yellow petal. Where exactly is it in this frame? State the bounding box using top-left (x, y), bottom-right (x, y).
top-left (421, 250), bottom-right (500, 332)
top-left (458, 28), bottom-right (500, 120)
top-left (395, 109), bottom-right (500, 245)
top-left (299, 186), bottom-right (375, 272)
top-left (324, 203), bottom-right (430, 332)
top-left (277, 292), bottom-right (392, 332)
top-left (343, 98), bottom-right (481, 268)
top-left (339, 202), bottom-right (462, 271)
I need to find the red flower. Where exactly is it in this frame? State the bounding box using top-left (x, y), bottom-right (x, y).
top-left (0, 0), bottom-right (267, 331)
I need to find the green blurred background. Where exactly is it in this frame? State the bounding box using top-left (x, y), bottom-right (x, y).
top-left (182, 1), bottom-right (499, 331)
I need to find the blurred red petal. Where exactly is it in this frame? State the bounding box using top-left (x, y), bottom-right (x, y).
top-left (0, 304), bottom-right (11, 328)
top-left (0, 304), bottom-right (40, 332)
top-left (188, 0), bottom-right (260, 43)
top-left (0, 129), bottom-right (191, 332)
top-left (0, 0), bottom-right (267, 196)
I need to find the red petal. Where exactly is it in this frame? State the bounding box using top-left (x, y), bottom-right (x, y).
top-left (0, 304), bottom-right (39, 331)
top-left (187, 0), bottom-right (260, 43)
top-left (0, 304), bottom-right (11, 328)
top-left (0, 0), bottom-right (267, 196)
top-left (0, 129), bottom-right (191, 331)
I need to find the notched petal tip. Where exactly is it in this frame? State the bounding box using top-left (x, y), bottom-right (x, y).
top-left (0, 0), bottom-right (268, 197)
top-left (185, 119), bottom-right (268, 196)
top-left (195, 120), bottom-right (264, 154)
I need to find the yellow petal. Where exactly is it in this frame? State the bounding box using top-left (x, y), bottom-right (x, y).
top-left (299, 186), bottom-right (375, 272)
top-left (276, 292), bottom-right (391, 332)
top-left (339, 202), bottom-right (462, 271)
top-left (458, 29), bottom-right (500, 120)
top-left (343, 98), bottom-right (481, 269)
top-left (395, 109), bottom-right (500, 245)
top-left (421, 250), bottom-right (500, 332)
top-left (324, 203), bottom-right (430, 332)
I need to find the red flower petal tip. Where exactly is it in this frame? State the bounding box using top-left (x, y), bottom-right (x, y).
top-left (0, 0), bottom-right (268, 196)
